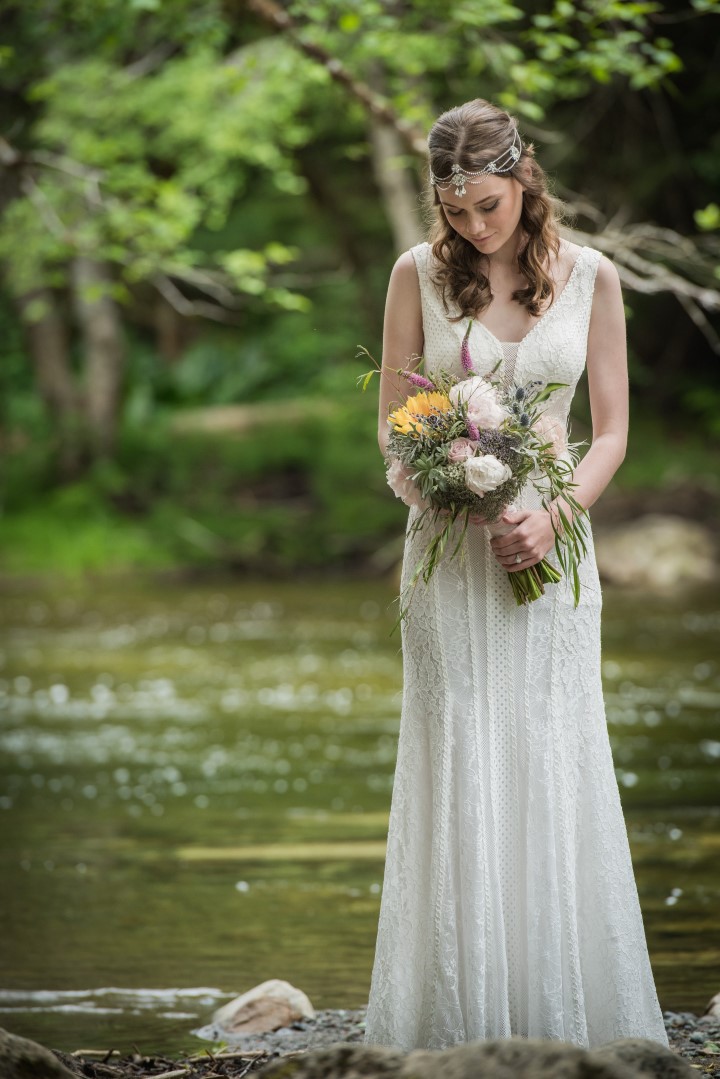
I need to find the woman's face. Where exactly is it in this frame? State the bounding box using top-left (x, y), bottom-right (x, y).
top-left (437, 174), bottom-right (525, 258)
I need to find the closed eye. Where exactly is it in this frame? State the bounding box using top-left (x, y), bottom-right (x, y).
top-left (446, 200), bottom-right (500, 217)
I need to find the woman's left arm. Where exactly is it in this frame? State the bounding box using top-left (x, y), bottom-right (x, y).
top-left (491, 255), bottom-right (628, 570)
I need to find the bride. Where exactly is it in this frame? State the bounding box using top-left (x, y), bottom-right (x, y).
top-left (363, 98), bottom-right (668, 1051)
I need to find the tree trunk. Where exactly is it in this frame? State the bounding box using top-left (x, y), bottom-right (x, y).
top-left (368, 116), bottom-right (424, 254)
top-left (71, 256), bottom-right (125, 456)
top-left (16, 287), bottom-right (81, 475)
top-left (365, 60), bottom-right (425, 253)
top-left (153, 294), bottom-right (190, 363)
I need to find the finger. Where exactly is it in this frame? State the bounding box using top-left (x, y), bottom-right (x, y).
top-left (501, 553), bottom-right (524, 568)
top-left (498, 553), bottom-right (526, 571)
top-left (491, 534), bottom-right (522, 551)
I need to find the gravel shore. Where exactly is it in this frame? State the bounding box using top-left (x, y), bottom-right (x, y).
top-left (49, 1007), bottom-right (720, 1078)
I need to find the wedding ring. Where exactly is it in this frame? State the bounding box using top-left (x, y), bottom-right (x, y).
top-left (515, 553), bottom-right (522, 563)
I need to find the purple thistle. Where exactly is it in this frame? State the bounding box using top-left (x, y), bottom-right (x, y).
top-left (466, 419), bottom-right (481, 440)
top-left (461, 319), bottom-right (475, 373)
top-left (403, 371), bottom-right (436, 391)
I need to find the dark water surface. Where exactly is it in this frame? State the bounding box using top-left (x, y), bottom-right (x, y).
top-left (0, 575), bottom-right (718, 1055)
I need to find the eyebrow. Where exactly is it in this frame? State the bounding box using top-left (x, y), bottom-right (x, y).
top-left (439, 194), bottom-right (501, 209)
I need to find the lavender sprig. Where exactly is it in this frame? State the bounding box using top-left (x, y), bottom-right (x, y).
top-left (461, 319), bottom-right (475, 373)
top-left (402, 371), bottom-right (437, 391)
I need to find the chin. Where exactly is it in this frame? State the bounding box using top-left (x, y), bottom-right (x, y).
top-left (470, 235), bottom-right (499, 250)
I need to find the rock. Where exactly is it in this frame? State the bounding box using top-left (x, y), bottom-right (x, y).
top-left (212, 978), bottom-right (315, 1035)
top-left (256, 1034), bottom-right (690, 1078)
top-left (594, 515), bottom-right (717, 590)
top-left (0, 1026), bottom-right (76, 1079)
top-left (403, 1037), bottom-right (634, 1077)
top-left (259, 1035), bottom-right (630, 1079)
top-left (221, 996), bottom-right (302, 1035)
top-left (257, 1041), bottom-right (406, 1077)
top-left (703, 991), bottom-right (720, 1019)
top-left (593, 1037), bottom-right (697, 1076)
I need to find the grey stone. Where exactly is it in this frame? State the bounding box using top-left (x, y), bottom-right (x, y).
top-left (257, 1035), bottom-right (695, 1079)
top-left (594, 515), bottom-right (717, 590)
top-left (592, 1037), bottom-right (697, 1077)
top-left (256, 1041), bottom-right (406, 1077)
top-left (404, 1037), bottom-right (636, 1078)
top-left (0, 1026), bottom-right (76, 1079)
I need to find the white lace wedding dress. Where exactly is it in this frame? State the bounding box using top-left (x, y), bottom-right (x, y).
top-left (363, 241), bottom-right (668, 1052)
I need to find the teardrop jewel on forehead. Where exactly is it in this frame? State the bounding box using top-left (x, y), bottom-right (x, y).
top-left (430, 129), bottom-right (522, 198)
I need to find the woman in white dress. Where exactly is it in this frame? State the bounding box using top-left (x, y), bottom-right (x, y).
top-left (364, 98), bottom-right (668, 1052)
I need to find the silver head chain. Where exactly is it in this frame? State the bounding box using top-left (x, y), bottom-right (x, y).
top-left (429, 128), bottom-right (522, 198)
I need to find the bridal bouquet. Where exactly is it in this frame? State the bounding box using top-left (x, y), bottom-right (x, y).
top-left (358, 322), bottom-right (590, 626)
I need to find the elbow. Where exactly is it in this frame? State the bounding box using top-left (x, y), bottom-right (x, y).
top-left (593, 429), bottom-right (627, 466)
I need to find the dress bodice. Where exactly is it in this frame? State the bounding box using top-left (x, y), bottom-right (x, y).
top-left (409, 241), bottom-right (603, 427)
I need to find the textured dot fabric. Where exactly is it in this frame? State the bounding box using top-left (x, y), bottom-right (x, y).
top-left (363, 241), bottom-right (669, 1052)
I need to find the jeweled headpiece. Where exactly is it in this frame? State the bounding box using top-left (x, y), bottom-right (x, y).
top-left (429, 128), bottom-right (522, 198)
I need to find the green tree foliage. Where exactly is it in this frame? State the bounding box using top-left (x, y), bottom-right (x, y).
top-left (0, 0), bottom-right (718, 572)
top-left (0, 3), bottom-right (329, 310)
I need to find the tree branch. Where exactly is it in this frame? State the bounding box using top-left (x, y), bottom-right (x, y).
top-left (245, 0), bottom-right (428, 157)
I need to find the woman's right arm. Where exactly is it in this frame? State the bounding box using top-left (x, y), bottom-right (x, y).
top-left (377, 250), bottom-right (424, 458)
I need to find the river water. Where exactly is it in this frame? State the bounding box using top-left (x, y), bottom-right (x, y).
top-left (0, 575), bottom-right (718, 1055)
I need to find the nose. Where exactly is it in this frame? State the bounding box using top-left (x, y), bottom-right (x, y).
top-left (467, 218), bottom-right (486, 238)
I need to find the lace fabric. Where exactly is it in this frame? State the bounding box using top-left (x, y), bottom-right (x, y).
top-left (363, 242), bottom-right (669, 1052)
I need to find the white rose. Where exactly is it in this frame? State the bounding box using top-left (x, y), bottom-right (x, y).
top-left (449, 375), bottom-right (507, 430)
top-left (464, 454), bottom-right (513, 496)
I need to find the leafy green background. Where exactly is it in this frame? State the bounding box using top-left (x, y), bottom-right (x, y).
top-left (1, 0), bottom-right (718, 576)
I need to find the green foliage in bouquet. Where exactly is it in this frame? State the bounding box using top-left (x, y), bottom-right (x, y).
top-left (357, 326), bottom-right (591, 631)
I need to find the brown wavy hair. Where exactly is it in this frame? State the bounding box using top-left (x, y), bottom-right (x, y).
top-left (424, 99), bottom-right (571, 320)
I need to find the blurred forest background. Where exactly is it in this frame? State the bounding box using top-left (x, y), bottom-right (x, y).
top-left (1, 0), bottom-right (719, 580)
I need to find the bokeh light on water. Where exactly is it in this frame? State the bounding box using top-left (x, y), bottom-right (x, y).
top-left (0, 577), bottom-right (718, 1054)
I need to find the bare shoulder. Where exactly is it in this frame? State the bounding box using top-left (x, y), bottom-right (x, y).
top-left (589, 254), bottom-right (623, 323)
top-left (390, 249), bottom-right (421, 286)
top-left (594, 252), bottom-right (621, 292)
top-left (386, 249), bottom-right (423, 309)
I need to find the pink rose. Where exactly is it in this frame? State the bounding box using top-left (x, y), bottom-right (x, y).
top-left (449, 375), bottom-right (507, 430)
top-left (534, 411), bottom-right (568, 457)
top-left (386, 458), bottom-right (428, 510)
top-left (448, 437), bottom-right (479, 463)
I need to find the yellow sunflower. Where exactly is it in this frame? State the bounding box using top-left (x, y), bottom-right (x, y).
top-left (389, 391), bottom-right (453, 438)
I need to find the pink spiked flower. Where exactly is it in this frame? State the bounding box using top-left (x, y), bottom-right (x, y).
top-left (402, 371), bottom-right (437, 391)
top-left (466, 419), bottom-right (481, 440)
top-left (461, 319), bottom-right (475, 373)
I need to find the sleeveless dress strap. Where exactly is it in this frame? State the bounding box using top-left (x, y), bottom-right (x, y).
top-left (573, 246), bottom-right (603, 339)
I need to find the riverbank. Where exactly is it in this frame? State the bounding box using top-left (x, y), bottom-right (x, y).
top-left (2, 396), bottom-right (718, 580)
top-left (44, 1008), bottom-right (720, 1078)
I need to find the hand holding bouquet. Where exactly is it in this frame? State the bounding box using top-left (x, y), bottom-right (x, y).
top-left (358, 321), bottom-right (590, 629)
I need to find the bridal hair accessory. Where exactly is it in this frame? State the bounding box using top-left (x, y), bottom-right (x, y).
top-left (430, 129), bottom-right (522, 198)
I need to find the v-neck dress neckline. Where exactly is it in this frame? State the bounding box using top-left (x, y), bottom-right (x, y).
top-left (472, 245), bottom-right (588, 356)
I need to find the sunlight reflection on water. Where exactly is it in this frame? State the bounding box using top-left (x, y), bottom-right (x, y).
top-left (0, 576), bottom-right (717, 1053)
